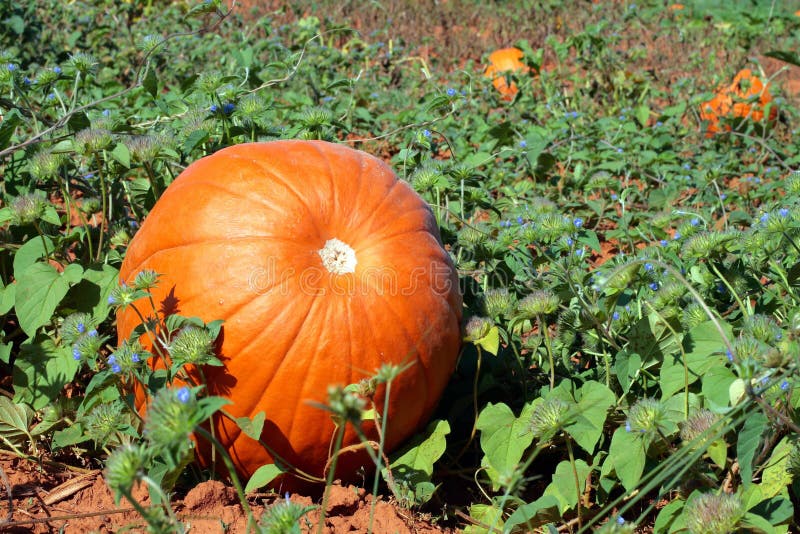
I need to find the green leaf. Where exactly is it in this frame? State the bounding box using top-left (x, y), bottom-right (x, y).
top-left (706, 439), bottom-right (728, 469)
top-left (764, 50), bottom-right (800, 67)
top-left (0, 396), bottom-right (34, 445)
top-left (749, 495), bottom-right (794, 527)
top-left (13, 337), bottom-right (81, 410)
top-left (476, 402), bottom-right (535, 484)
top-left (474, 326), bottom-right (500, 355)
top-left (142, 66), bottom-right (158, 98)
top-left (236, 411), bottom-right (265, 441)
top-left (702, 364), bottom-right (736, 410)
top-left (759, 437), bottom-right (793, 500)
top-left (52, 424), bottom-right (86, 449)
top-left (464, 504), bottom-right (505, 534)
top-left (543, 459), bottom-right (591, 512)
top-left (69, 264), bottom-right (120, 321)
top-left (504, 495), bottom-right (561, 531)
top-left (607, 426), bottom-right (646, 492)
top-left (244, 464), bottom-right (284, 493)
top-left (738, 410), bottom-right (768, 489)
top-left (653, 498), bottom-right (684, 533)
top-left (15, 263), bottom-right (83, 336)
top-left (660, 320), bottom-right (731, 399)
top-left (385, 419), bottom-right (450, 506)
top-left (0, 108), bottom-right (23, 150)
top-left (741, 511), bottom-right (784, 533)
top-left (13, 236), bottom-right (55, 280)
top-left (111, 142), bottom-right (131, 168)
top-left (0, 283), bottom-right (15, 315)
top-left (565, 381), bottom-right (615, 454)
top-left (40, 205), bottom-right (61, 226)
top-left (628, 312), bottom-right (681, 365)
top-left (0, 343), bottom-right (10, 364)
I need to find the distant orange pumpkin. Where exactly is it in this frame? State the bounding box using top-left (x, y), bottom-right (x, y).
top-left (484, 47), bottom-right (530, 100)
top-left (699, 68), bottom-right (777, 136)
top-left (669, 4), bottom-right (685, 10)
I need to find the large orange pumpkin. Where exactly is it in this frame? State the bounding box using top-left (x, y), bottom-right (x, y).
top-left (116, 140), bottom-right (463, 488)
top-left (700, 68), bottom-right (778, 136)
top-left (484, 47), bottom-right (530, 100)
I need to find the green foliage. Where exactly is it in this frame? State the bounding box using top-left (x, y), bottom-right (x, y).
top-left (1, 0), bottom-right (800, 531)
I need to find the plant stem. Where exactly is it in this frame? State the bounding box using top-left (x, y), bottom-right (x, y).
top-left (565, 437), bottom-right (583, 530)
top-left (317, 423), bottom-right (346, 534)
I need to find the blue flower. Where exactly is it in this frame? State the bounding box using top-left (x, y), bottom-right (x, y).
top-left (649, 282), bottom-right (659, 291)
top-left (131, 353), bottom-right (140, 363)
top-left (177, 387), bottom-right (191, 404)
top-left (88, 329), bottom-right (98, 337)
top-left (673, 232), bottom-right (681, 240)
top-left (446, 88), bottom-right (456, 97)
top-left (107, 355), bottom-right (116, 366)
top-left (23, 77), bottom-right (31, 85)
top-left (779, 208), bottom-right (789, 217)
top-left (223, 102), bottom-right (235, 114)
top-left (610, 193), bottom-right (618, 201)
top-left (659, 239), bottom-right (668, 247)
top-left (625, 421), bottom-right (632, 432)
top-left (53, 66), bottom-right (62, 74)
top-left (655, 121), bottom-right (663, 127)
top-left (519, 140), bottom-right (527, 148)
top-left (107, 295), bottom-right (116, 305)
top-left (76, 322), bottom-right (86, 334)
top-left (209, 104), bottom-right (218, 113)
top-left (644, 263), bottom-right (654, 271)
top-left (726, 349), bottom-right (734, 362)
top-left (781, 380), bottom-right (789, 391)
top-left (111, 363), bottom-right (121, 373)
top-left (617, 148), bottom-right (623, 153)
top-left (72, 346), bottom-right (82, 360)
top-left (7, 64), bottom-right (16, 72)
top-left (102, 109), bottom-right (110, 117)
top-left (720, 193), bottom-right (727, 200)
top-left (617, 516), bottom-right (625, 525)
top-left (422, 129), bottom-right (431, 138)
top-left (516, 216), bottom-right (524, 224)
top-left (573, 217), bottom-right (584, 228)
top-left (760, 213), bottom-right (769, 223)
top-left (566, 237), bottom-right (574, 246)
top-left (575, 249), bottom-right (584, 257)
top-left (612, 311), bottom-right (620, 320)
top-left (690, 218), bottom-right (699, 226)
top-left (682, 163), bottom-right (691, 170)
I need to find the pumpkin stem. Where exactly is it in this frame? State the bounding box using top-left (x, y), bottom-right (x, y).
top-left (318, 238), bottom-right (357, 274)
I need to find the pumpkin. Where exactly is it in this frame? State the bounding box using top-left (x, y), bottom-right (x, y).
top-left (699, 68), bottom-right (777, 136)
top-left (484, 47), bottom-right (530, 100)
top-left (116, 140), bottom-right (463, 488)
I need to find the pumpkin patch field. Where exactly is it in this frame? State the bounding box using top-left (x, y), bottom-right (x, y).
top-left (3, 1), bottom-right (800, 532)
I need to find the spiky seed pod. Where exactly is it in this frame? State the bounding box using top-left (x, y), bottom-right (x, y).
top-left (326, 384), bottom-right (366, 427)
top-left (684, 493), bottom-right (743, 534)
top-left (28, 150), bottom-right (64, 181)
top-left (74, 128), bottom-right (113, 155)
top-left (517, 290), bottom-right (560, 318)
top-left (167, 326), bottom-right (216, 366)
top-left (127, 134), bottom-right (164, 163)
top-left (742, 314), bottom-right (782, 344)
top-left (68, 52), bottom-right (98, 75)
top-left (83, 401), bottom-right (126, 445)
top-left (300, 107), bottom-right (332, 130)
top-left (682, 302), bottom-right (709, 330)
top-left (458, 224), bottom-right (487, 246)
top-left (626, 397), bottom-right (666, 438)
top-left (529, 397), bottom-right (572, 442)
top-left (679, 409), bottom-right (719, 444)
top-left (464, 316), bottom-right (493, 342)
top-left (105, 443), bottom-right (147, 503)
top-left (10, 192), bottom-right (48, 225)
top-left (143, 387), bottom-right (200, 467)
top-left (681, 230), bottom-right (738, 260)
top-left (482, 288), bottom-right (516, 318)
top-left (60, 312), bottom-right (95, 345)
top-left (410, 165), bottom-right (443, 192)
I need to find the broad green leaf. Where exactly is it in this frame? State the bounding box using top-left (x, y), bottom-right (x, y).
top-left (738, 410), bottom-right (768, 489)
top-left (13, 236), bottom-right (55, 280)
top-left (52, 424), bottom-right (85, 449)
top-left (660, 320), bottom-right (731, 399)
top-left (236, 411), bottom-right (265, 440)
top-left (628, 312), bottom-right (681, 364)
top-left (476, 402), bottom-right (535, 484)
top-left (566, 381), bottom-right (615, 454)
top-left (15, 263), bottom-right (83, 336)
top-left (749, 495), bottom-right (794, 527)
top-left (111, 142), bottom-right (131, 168)
top-left (0, 343), bottom-right (10, 364)
top-left (504, 495), bottom-right (560, 531)
top-left (0, 283), bottom-right (15, 315)
top-left (741, 511), bottom-right (785, 533)
top-left (707, 439), bottom-right (728, 469)
top-left (608, 426), bottom-right (646, 492)
top-left (0, 108), bottom-right (22, 150)
top-left (653, 498), bottom-right (684, 533)
top-left (759, 437), bottom-right (793, 500)
top-left (614, 349), bottom-right (641, 394)
top-left (474, 326), bottom-right (500, 356)
top-left (0, 396), bottom-right (34, 444)
top-left (543, 459), bottom-right (591, 512)
top-left (730, 378), bottom-right (747, 406)
top-left (40, 205), bottom-right (61, 226)
top-left (702, 364), bottom-right (736, 410)
top-left (70, 263), bottom-right (120, 321)
top-left (464, 504), bottom-right (505, 534)
top-left (13, 337), bottom-right (81, 410)
top-left (385, 419), bottom-right (450, 506)
top-left (245, 464), bottom-right (284, 493)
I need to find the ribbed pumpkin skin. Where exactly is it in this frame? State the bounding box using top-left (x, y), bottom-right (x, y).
top-left (116, 140), bottom-right (462, 486)
top-left (700, 68), bottom-right (777, 136)
top-left (484, 47), bottom-right (530, 100)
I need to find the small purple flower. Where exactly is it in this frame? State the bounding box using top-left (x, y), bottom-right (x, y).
top-left (111, 363), bottom-right (121, 373)
top-left (7, 64), bottom-right (16, 72)
top-left (223, 102), bottom-right (235, 114)
top-left (519, 140), bottom-right (527, 148)
top-left (673, 232), bottom-right (681, 240)
top-left (690, 218), bottom-right (699, 226)
top-left (422, 129), bottom-right (431, 138)
top-left (102, 109), bottom-right (110, 117)
top-left (616, 148), bottom-right (623, 153)
top-left (573, 217), bottom-right (584, 228)
top-left (23, 77), bottom-right (31, 85)
top-left (46, 93), bottom-right (55, 100)
top-left (779, 208), bottom-right (789, 217)
top-left (617, 516), bottom-right (625, 525)
top-left (88, 329), bottom-right (98, 337)
top-left (285, 491), bottom-right (291, 504)
top-left (566, 237), bottom-right (574, 246)
top-left (649, 282), bottom-right (659, 291)
top-left (760, 213), bottom-right (769, 223)
top-left (72, 346), bottom-right (82, 360)
top-left (77, 323), bottom-right (86, 334)
top-left (644, 263), bottom-right (654, 271)
top-left (209, 104), bottom-right (218, 113)
top-left (682, 163), bottom-right (691, 170)
top-left (516, 216), bottom-right (524, 224)
top-left (107, 355), bottom-right (116, 366)
top-left (53, 66), bottom-right (62, 74)
top-left (781, 380), bottom-right (789, 391)
top-left (659, 239), bottom-right (668, 247)
top-left (720, 193), bottom-right (727, 200)
top-left (655, 121), bottom-right (663, 127)
top-left (107, 295), bottom-right (116, 305)
top-left (726, 349), bottom-right (734, 362)
top-left (131, 353), bottom-right (140, 363)
top-left (611, 193), bottom-right (618, 201)
top-left (625, 421), bottom-right (632, 432)
top-left (446, 88), bottom-right (456, 97)
top-left (575, 249), bottom-right (584, 257)
top-left (176, 387), bottom-right (191, 404)
top-left (612, 311), bottom-right (620, 320)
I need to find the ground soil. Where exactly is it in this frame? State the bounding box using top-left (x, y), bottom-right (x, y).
top-left (0, 455), bottom-right (455, 533)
